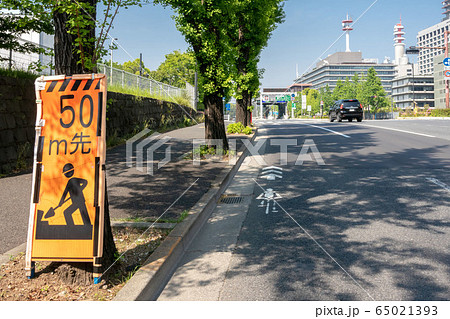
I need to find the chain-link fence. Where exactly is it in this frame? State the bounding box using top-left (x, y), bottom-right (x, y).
top-left (1, 34), bottom-right (195, 106)
top-left (98, 63), bottom-right (190, 101)
top-left (0, 36), bottom-right (53, 75)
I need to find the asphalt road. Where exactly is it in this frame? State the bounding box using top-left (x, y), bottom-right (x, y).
top-left (188, 118), bottom-right (450, 301)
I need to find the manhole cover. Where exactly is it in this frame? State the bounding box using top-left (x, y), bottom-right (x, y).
top-left (219, 195), bottom-right (244, 204)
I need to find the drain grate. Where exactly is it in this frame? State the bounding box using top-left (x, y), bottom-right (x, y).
top-left (219, 194), bottom-right (244, 204)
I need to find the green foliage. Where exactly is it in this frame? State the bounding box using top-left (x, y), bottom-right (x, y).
top-left (226, 122), bottom-right (252, 135)
top-left (155, 0), bottom-right (234, 97)
top-left (242, 126), bottom-right (252, 135)
top-left (430, 109), bottom-right (450, 117)
top-left (0, 67), bottom-right (38, 79)
top-left (1, 1), bottom-right (147, 73)
top-left (330, 68), bottom-right (390, 113)
top-left (0, 1), bottom-right (53, 58)
top-left (150, 50), bottom-right (196, 88)
top-left (231, 0), bottom-right (285, 101)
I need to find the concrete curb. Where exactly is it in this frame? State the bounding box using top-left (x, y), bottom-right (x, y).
top-left (0, 243), bottom-right (27, 267)
top-left (113, 129), bottom-right (258, 301)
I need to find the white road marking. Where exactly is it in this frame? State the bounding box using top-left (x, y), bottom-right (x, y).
top-left (360, 124), bottom-right (436, 138)
top-left (426, 178), bottom-right (450, 193)
top-left (300, 123), bottom-right (351, 138)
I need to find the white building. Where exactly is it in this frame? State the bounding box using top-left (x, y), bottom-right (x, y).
top-left (0, 29), bottom-right (54, 74)
top-left (416, 2), bottom-right (450, 75)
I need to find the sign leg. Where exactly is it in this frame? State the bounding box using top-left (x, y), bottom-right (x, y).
top-left (26, 262), bottom-right (35, 279)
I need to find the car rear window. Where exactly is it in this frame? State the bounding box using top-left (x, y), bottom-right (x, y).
top-left (343, 101), bottom-right (360, 107)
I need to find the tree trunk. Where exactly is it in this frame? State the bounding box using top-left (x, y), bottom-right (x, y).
top-left (204, 93), bottom-right (229, 151)
top-left (247, 91), bottom-right (254, 125)
top-left (53, 9), bottom-right (81, 75)
top-left (235, 95), bottom-right (247, 126)
top-left (53, 0), bottom-right (97, 75)
top-left (53, 1), bottom-right (117, 285)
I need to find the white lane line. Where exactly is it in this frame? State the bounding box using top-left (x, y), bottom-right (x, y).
top-left (300, 123), bottom-right (351, 138)
top-left (426, 178), bottom-right (450, 192)
top-left (360, 124), bottom-right (436, 138)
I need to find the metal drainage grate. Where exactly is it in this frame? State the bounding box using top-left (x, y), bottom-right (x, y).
top-left (219, 195), bottom-right (244, 204)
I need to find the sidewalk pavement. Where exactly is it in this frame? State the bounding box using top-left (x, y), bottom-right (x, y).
top-left (0, 122), bottom-right (243, 255)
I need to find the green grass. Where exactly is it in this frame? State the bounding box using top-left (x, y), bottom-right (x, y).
top-left (0, 67), bottom-right (38, 80)
top-left (115, 210), bottom-right (190, 224)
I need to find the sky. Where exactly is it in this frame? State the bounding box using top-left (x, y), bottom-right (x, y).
top-left (105, 0), bottom-right (443, 89)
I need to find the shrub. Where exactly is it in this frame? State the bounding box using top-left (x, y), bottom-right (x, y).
top-left (226, 122), bottom-right (252, 135)
top-left (430, 109), bottom-right (450, 117)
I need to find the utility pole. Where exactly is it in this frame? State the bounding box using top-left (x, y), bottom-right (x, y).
top-left (139, 53), bottom-right (143, 77)
top-left (110, 37), bottom-right (118, 84)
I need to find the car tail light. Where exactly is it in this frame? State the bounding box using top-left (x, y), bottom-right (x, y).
top-left (360, 104), bottom-right (363, 109)
top-left (340, 104), bottom-right (343, 109)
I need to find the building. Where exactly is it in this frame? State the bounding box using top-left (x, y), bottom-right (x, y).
top-left (391, 18), bottom-right (435, 109)
top-left (391, 74), bottom-right (435, 109)
top-left (0, 15), bottom-right (54, 75)
top-left (295, 14), bottom-right (396, 95)
top-left (287, 83), bottom-right (312, 93)
top-left (296, 51), bottom-right (396, 95)
top-left (416, 2), bottom-right (450, 75)
top-left (433, 52), bottom-right (447, 108)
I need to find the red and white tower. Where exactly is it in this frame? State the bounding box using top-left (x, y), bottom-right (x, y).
top-left (443, 0), bottom-right (450, 21)
top-left (393, 17), bottom-right (408, 66)
top-left (342, 14), bottom-right (353, 52)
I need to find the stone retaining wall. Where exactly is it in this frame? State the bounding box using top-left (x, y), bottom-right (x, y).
top-left (0, 75), bottom-right (199, 175)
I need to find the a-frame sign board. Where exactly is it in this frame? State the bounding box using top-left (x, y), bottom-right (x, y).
top-left (25, 74), bottom-right (107, 283)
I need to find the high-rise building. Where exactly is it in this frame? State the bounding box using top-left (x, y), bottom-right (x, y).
top-left (295, 14), bottom-right (395, 94)
top-left (416, 2), bottom-right (450, 75)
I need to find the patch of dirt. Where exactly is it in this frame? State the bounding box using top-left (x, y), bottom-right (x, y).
top-left (0, 227), bottom-right (169, 301)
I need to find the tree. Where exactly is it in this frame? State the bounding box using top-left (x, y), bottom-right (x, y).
top-left (155, 0), bottom-right (235, 150)
top-left (319, 84), bottom-right (333, 114)
top-left (0, 1), bottom-right (53, 63)
top-left (123, 58), bottom-right (151, 75)
top-left (151, 50), bottom-right (196, 87)
top-left (332, 79), bottom-right (345, 101)
top-left (231, 0), bottom-right (285, 127)
top-left (360, 67), bottom-right (389, 112)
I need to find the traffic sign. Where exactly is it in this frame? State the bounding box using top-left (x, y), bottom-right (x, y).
top-left (225, 103), bottom-right (231, 111)
top-left (444, 58), bottom-right (450, 67)
top-left (292, 103), bottom-right (296, 109)
top-left (26, 74), bottom-right (107, 280)
top-left (445, 70), bottom-right (450, 77)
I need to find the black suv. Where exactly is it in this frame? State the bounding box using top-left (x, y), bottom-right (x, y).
top-left (329, 99), bottom-right (363, 122)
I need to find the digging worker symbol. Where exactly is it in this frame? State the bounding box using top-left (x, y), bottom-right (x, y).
top-left (55, 163), bottom-right (91, 226)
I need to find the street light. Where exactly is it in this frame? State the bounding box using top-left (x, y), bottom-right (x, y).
top-left (405, 30), bottom-right (450, 109)
top-left (110, 37), bottom-right (118, 84)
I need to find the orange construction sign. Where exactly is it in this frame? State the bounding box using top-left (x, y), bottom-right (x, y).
top-left (25, 74), bottom-right (107, 279)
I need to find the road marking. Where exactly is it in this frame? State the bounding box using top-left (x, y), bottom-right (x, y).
top-left (253, 179), bottom-right (375, 301)
top-left (360, 124), bottom-right (436, 138)
top-left (426, 178), bottom-right (450, 192)
top-left (300, 123), bottom-right (351, 138)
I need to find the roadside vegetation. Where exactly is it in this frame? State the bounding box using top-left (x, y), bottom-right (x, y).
top-left (290, 67), bottom-right (392, 117)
